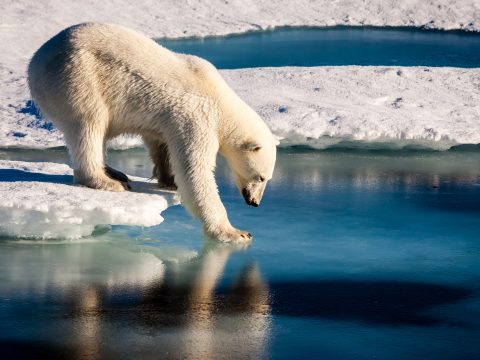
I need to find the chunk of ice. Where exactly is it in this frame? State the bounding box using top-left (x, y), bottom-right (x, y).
top-left (0, 160), bottom-right (178, 239)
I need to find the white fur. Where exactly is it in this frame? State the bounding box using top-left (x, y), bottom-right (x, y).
top-left (28, 23), bottom-right (277, 242)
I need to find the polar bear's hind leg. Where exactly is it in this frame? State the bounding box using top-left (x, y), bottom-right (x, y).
top-left (143, 136), bottom-right (177, 190)
top-left (67, 120), bottom-right (127, 192)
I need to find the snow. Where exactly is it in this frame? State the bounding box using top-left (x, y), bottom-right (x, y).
top-left (1, 0), bottom-right (479, 150)
top-left (0, 160), bottom-right (179, 239)
top-left (2, 66), bottom-right (479, 151)
top-left (222, 66), bottom-right (480, 150)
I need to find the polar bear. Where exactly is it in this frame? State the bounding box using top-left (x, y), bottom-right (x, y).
top-left (28, 23), bottom-right (277, 242)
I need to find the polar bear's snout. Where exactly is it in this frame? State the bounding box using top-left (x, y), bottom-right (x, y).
top-left (242, 188), bottom-right (259, 207)
top-left (241, 182), bottom-right (267, 207)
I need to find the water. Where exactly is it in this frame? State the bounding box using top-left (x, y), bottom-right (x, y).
top-left (1, 148), bottom-right (480, 359)
top-left (157, 27), bottom-right (480, 68)
top-left (3, 26), bottom-right (480, 359)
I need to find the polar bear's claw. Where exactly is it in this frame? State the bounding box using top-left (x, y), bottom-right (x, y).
top-left (241, 232), bottom-right (252, 240)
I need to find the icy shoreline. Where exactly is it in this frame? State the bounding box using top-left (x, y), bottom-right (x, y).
top-left (223, 66), bottom-right (480, 150)
top-left (2, 66), bottom-right (479, 151)
top-left (0, 160), bottom-right (178, 239)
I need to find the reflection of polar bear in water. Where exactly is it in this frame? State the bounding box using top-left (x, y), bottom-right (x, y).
top-left (28, 23), bottom-right (278, 242)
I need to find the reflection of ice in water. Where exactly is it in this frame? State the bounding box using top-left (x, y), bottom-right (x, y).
top-left (0, 238), bottom-right (271, 359)
top-left (0, 239), bottom-right (165, 293)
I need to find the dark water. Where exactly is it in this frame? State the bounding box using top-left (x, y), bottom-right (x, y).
top-left (157, 27), bottom-right (480, 69)
top-left (1, 148), bottom-right (480, 359)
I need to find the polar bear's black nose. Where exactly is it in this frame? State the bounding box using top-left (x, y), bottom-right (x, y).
top-left (245, 197), bottom-right (258, 207)
top-left (246, 198), bottom-right (259, 207)
top-left (242, 188), bottom-right (258, 207)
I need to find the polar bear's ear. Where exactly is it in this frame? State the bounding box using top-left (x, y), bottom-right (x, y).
top-left (241, 141), bottom-right (262, 152)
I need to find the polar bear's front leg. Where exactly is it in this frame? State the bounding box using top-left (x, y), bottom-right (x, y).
top-left (167, 137), bottom-right (252, 243)
top-left (202, 196), bottom-right (253, 243)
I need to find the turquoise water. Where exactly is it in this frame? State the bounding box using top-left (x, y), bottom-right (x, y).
top-left (157, 27), bottom-right (480, 68)
top-left (1, 148), bottom-right (480, 359)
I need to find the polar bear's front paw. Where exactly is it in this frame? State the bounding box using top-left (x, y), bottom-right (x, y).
top-left (207, 226), bottom-right (253, 243)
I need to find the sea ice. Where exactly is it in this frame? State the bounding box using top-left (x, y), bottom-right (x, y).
top-left (0, 160), bottom-right (178, 239)
top-left (5, 66), bottom-right (478, 151)
top-left (222, 66), bottom-right (480, 150)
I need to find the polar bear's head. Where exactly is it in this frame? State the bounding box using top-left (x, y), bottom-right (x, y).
top-left (225, 136), bottom-right (278, 207)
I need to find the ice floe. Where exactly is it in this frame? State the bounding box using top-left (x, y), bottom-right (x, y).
top-left (0, 160), bottom-right (178, 239)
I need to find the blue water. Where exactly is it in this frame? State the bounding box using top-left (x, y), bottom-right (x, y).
top-left (157, 27), bottom-right (480, 68)
top-left (1, 148), bottom-right (480, 359)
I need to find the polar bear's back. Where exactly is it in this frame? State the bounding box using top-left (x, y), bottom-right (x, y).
top-left (28, 23), bottom-right (182, 103)
top-left (28, 22), bottom-right (255, 143)
top-left (29, 22), bottom-right (180, 81)
top-left (28, 23), bottom-right (221, 136)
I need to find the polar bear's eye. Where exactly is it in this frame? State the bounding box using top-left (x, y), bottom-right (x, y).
top-left (259, 176), bottom-right (265, 182)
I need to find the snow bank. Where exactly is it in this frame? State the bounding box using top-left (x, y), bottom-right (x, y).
top-left (0, 160), bottom-right (178, 239)
top-left (3, 66), bottom-right (479, 151)
top-left (1, 1), bottom-right (479, 150)
top-left (222, 66), bottom-right (480, 150)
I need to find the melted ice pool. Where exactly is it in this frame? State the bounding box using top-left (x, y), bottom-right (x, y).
top-left (157, 27), bottom-right (480, 68)
top-left (1, 148), bottom-right (480, 359)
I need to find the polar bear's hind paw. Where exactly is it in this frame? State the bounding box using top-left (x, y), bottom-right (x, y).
top-left (79, 175), bottom-right (128, 192)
